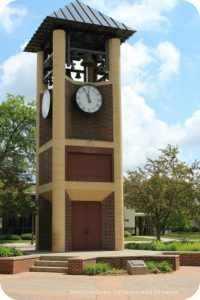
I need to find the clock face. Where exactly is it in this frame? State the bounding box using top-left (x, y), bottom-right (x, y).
top-left (76, 85), bottom-right (103, 113)
top-left (42, 89), bottom-right (51, 118)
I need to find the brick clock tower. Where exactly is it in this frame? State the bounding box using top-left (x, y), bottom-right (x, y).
top-left (25, 0), bottom-right (135, 252)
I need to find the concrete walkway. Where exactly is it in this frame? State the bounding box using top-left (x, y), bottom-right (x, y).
top-left (26, 249), bottom-right (163, 259)
top-left (0, 267), bottom-right (199, 300)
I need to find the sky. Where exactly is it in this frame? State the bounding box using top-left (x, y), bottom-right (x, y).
top-left (0, 0), bottom-right (200, 171)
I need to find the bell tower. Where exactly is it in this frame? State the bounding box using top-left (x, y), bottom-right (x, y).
top-left (25, 0), bottom-right (135, 252)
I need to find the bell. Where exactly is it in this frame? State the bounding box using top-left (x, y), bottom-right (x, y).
top-left (96, 63), bottom-right (107, 76)
top-left (96, 54), bottom-right (104, 63)
top-left (71, 51), bottom-right (80, 61)
top-left (75, 70), bottom-right (81, 79)
top-left (81, 53), bottom-right (95, 67)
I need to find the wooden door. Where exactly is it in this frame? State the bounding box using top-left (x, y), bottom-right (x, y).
top-left (86, 202), bottom-right (101, 250)
top-left (72, 201), bottom-right (101, 251)
top-left (72, 202), bottom-right (86, 251)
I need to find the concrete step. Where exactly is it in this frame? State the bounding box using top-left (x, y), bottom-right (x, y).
top-left (39, 255), bottom-right (70, 261)
top-left (30, 266), bottom-right (68, 273)
top-left (35, 260), bottom-right (68, 267)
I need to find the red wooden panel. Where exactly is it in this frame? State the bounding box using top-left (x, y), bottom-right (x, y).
top-left (72, 202), bottom-right (86, 251)
top-left (86, 202), bottom-right (101, 250)
top-left (66, 152), bottom-right (113, 182)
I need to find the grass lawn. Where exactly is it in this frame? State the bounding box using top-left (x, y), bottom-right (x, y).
top-left (0, 240), bottom-right (32, 244)
top-left (125, 241), bottom-right (200, 251)
top-left (162, 233), bottom-right (200, 240)
top-left (125, 236), bottom-right (155, 242)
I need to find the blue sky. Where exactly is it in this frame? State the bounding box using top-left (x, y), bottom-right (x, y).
top-left (0, 0), bottom-right (200, 170)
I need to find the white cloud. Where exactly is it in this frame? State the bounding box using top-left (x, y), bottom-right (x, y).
top-left (122, 83), bottom-right (200, 170)
top-left (156, 41), bottom-right (180, 84)
top-left (122, 85), bottom-right (184, 169)
top-left (181, 110), bottom-right (200, 147)
top-left (0, 51), bottom-right (36, 101)
top-left (85, 0), bottom-right (178, 31)
top-left (0, 3), bottom-right (27, 33)
top-left (121, 39), bottom-right (180, 94)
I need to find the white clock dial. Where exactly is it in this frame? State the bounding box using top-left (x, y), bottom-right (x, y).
top-left (42, 89), bottom-right (51, 118)
top-left (76, 85), bottom-right (103, 113)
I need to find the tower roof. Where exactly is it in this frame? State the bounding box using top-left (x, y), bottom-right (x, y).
top-left (24, 0), bottom-right (135, 53)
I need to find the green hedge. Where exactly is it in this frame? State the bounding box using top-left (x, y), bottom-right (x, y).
top-left (125, 241), bottom-right (200, 251)
top-left (0, 234), bottom-right (21, 241)
top-left (20, 233), bottom-right (33, 240)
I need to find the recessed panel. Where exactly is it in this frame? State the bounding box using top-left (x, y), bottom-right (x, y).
top-left (39, 148), bottom-right (52, 185)
top-left (66, 146), bottom-right (113, 182)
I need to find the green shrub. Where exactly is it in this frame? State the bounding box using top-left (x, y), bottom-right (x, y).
top-left (84, 262), bottom-right (110, 275)
top-left (0, 234), bottom-right (21, 241)
top-left (146, 261), bottom-right (157, 272)
top-left (20, 233), bottom-right (33, 240)
top-left (146, 261), bottom-right (172, 273)
top-left (0, 246), bottom-right (23, 257)
top-left (125, 241), bottom-right (200, 251)
top-left (84, 262), bottom-right (126, 275)
top-left (124, 231), bottom-right (131, 237)
top-left (157, 261), bottom-right (173, 273)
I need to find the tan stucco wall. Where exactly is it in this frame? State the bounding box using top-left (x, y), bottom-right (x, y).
top-left (36, 51), bottom-right (46, 250)
top-left (52, 29), bottom-right (66, 252)
top-left (109, 38), bottom-right (124, 250)
top-left (66, 182), bottom-right (114, 201)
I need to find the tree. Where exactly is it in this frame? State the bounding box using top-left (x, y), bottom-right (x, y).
top-left (164, 208), bottom-right (193, 233)
top-left (124, 145), bottom-right (200, 240)
top-left (0, 94), bottom-right (36, 228)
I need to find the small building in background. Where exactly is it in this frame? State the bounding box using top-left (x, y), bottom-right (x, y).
top-left (124, 207), bottom-right (146, 235)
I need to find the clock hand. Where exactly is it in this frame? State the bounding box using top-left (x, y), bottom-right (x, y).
top-left (84, 87), bottom-right (92, 104)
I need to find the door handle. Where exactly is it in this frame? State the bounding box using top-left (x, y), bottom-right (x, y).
top-left (84, 227), bottom-right (89, 235)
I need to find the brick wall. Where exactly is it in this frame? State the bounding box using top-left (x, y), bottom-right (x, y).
top-left (38, 196), bottom-right (52, 250)
top-left (39, 148), bottom-right (52, 185)
top-left (0, 259), bottom-right (14, 274)
top-left (68, 259), bottom-right (96, 275)
top-left (39, 96), bottom-right (52, 147)
top-left (164, 252), bottom-right (200, 266)
top-left (97, 255), bottom-right (180, 271)
top-left (65, 80), bottom-right (113, 141)
top-left (0, 257), bottom-right (38, 274)
top-left (67, 255), bottom-right (179, 275)
top-left (101, 193), bottom-right (115, 250)
top-left (65, 193), bottom-right (72, 251)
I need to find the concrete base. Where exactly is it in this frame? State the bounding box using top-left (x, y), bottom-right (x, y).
top-left (126, 260), bottom-right (147, 275)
